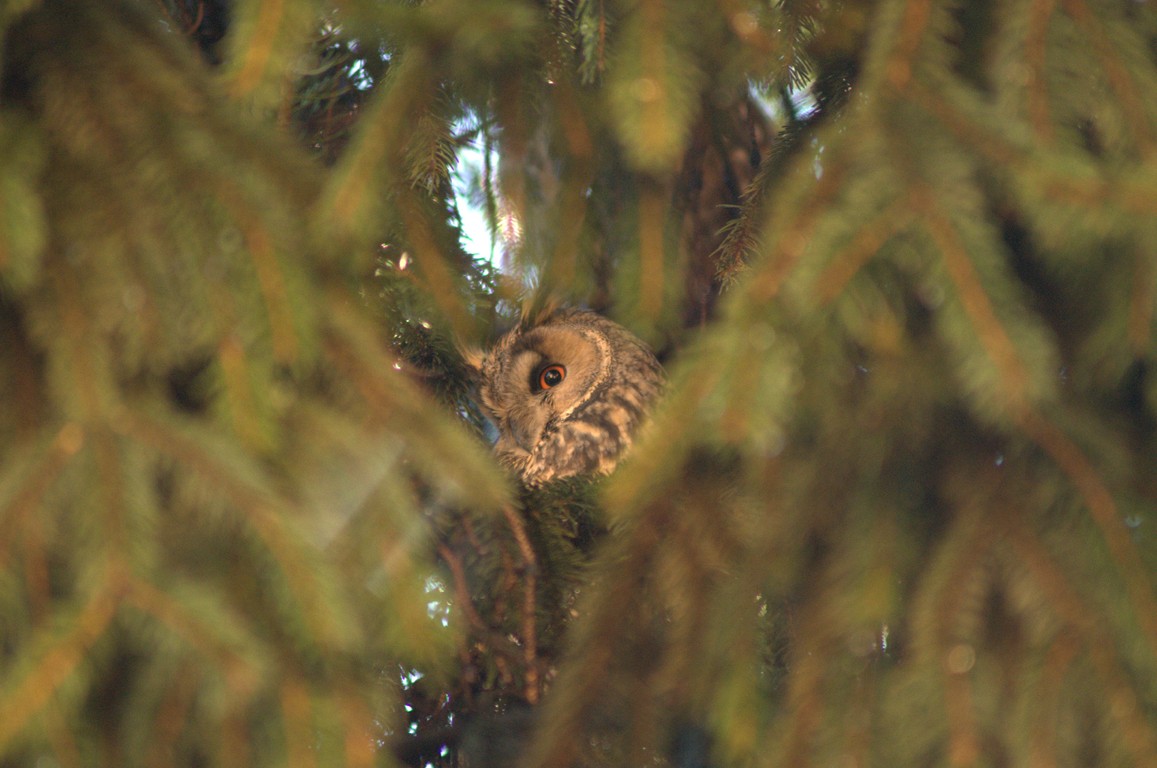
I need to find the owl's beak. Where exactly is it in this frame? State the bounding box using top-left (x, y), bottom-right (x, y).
top-left (504, 415), bottom-right (543, 455)
top-left (512, 426), bottom-right (536, 454)
top-left (495, 431), bottom-right (530, 459)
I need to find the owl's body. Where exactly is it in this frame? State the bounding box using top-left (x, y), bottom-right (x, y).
top-left (475, 309), bottom-right (664, 485)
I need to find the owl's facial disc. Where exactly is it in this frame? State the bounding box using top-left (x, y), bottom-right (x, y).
top-left (498, 326), bottom-right (609, 454)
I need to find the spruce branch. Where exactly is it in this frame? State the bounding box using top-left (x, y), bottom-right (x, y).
top-left (318, 50), bottom-right (435, 238)
top-left (746, 150), bottom-right (850, 302)
top-left (0, 427), bottom-right (82, 573)
top-left (813, 196), bottom-right (914, 305)
top-left (215, 333), bottom-right (272, 451)
top-left (1060, 0), bottom-right (1155, 155)
top-left (395, 190), bottom-right (479, 340)
top-left (921, 196), bottom-right (1031, 411)
top-left (121, 408), bottom-right (354, 662)
top-left (501, 504), bottom-right (541, 705)
top-left (1034, 630), bottom-right (1082, 765)
top-left (884, 0), bottom-right (935, 92)
top-left (541, 76), bottom-right (598, 292)
top-left (225, 0), bottom-right (287, 96)
top-left (777, 594), bottom-right (833, 768)
top-left (123, 578), bottom-right (263, 697)
top-left (1003, 519), bottom-right (1157, 764)
top-left (909, 81), bottom-right (1022, 167)
top-left (524, 500), bottom-right (671, 768)
top-left (1024, 0), bottom-right (1056, 145)
top-left (914, 80), bottom-right (1157, 218)
top-left (711, 0), bottom-right (782, 59)
top-left (322, 295), bottom-right (508, 510)
top-left (240, 217), bottom-right (302, 365)
top-left (1128, 251), bottom-right (1155, 353)
top-left (437, 542), bottom-right (490, 634)
top-left (928, 499), bottom-right (995, 768)
top-left (435, 541), bottom-right (527, 662)
top-left (92, 428), bottom-right (130, 569)
top-left (3, 0), bottom-right (1156, 764)
top-left (41, 701), bottom-right (80, 768)
top-left (1018, 411), bottom-right (1157, 656)
top-left (0, 580), bottom-right (120, 753)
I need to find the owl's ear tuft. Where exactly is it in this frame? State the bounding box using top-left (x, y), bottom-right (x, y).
top-left (458, 342), bottom-right (487, 378)
top-left (520, 292), bottom-right (566, 329)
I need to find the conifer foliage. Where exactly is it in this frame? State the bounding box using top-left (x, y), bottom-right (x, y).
top-left (0, 0), bottom-right (1155, 767)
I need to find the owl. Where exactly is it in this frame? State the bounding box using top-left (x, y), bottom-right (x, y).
top-left (473, 309), bottom-right (665, 485)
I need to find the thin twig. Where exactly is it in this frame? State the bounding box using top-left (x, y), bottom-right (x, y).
top-left (437, 542), bottom-right (526, 660)
top-left (437, 543), bottom-right (491, 634)
top-left (502, 505), bottom-right (541, 704)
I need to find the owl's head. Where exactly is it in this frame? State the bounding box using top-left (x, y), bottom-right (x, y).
top-left (470, 309), bottom-right (664, 485)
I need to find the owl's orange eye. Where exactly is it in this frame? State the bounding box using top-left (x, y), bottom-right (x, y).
top-left (538, 364), bottom-right (566, 390)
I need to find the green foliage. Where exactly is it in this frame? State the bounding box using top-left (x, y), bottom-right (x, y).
top-left (606, 0), bottom-right (706, 173)
top-left (0, 1), bottom-right (505, 764)
top-left (223, 0), bottom-right (325, 114)
top-left (0, 116), bottom-right (45, 291)
top-left (1, 0), bottom-right (1156, 767)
